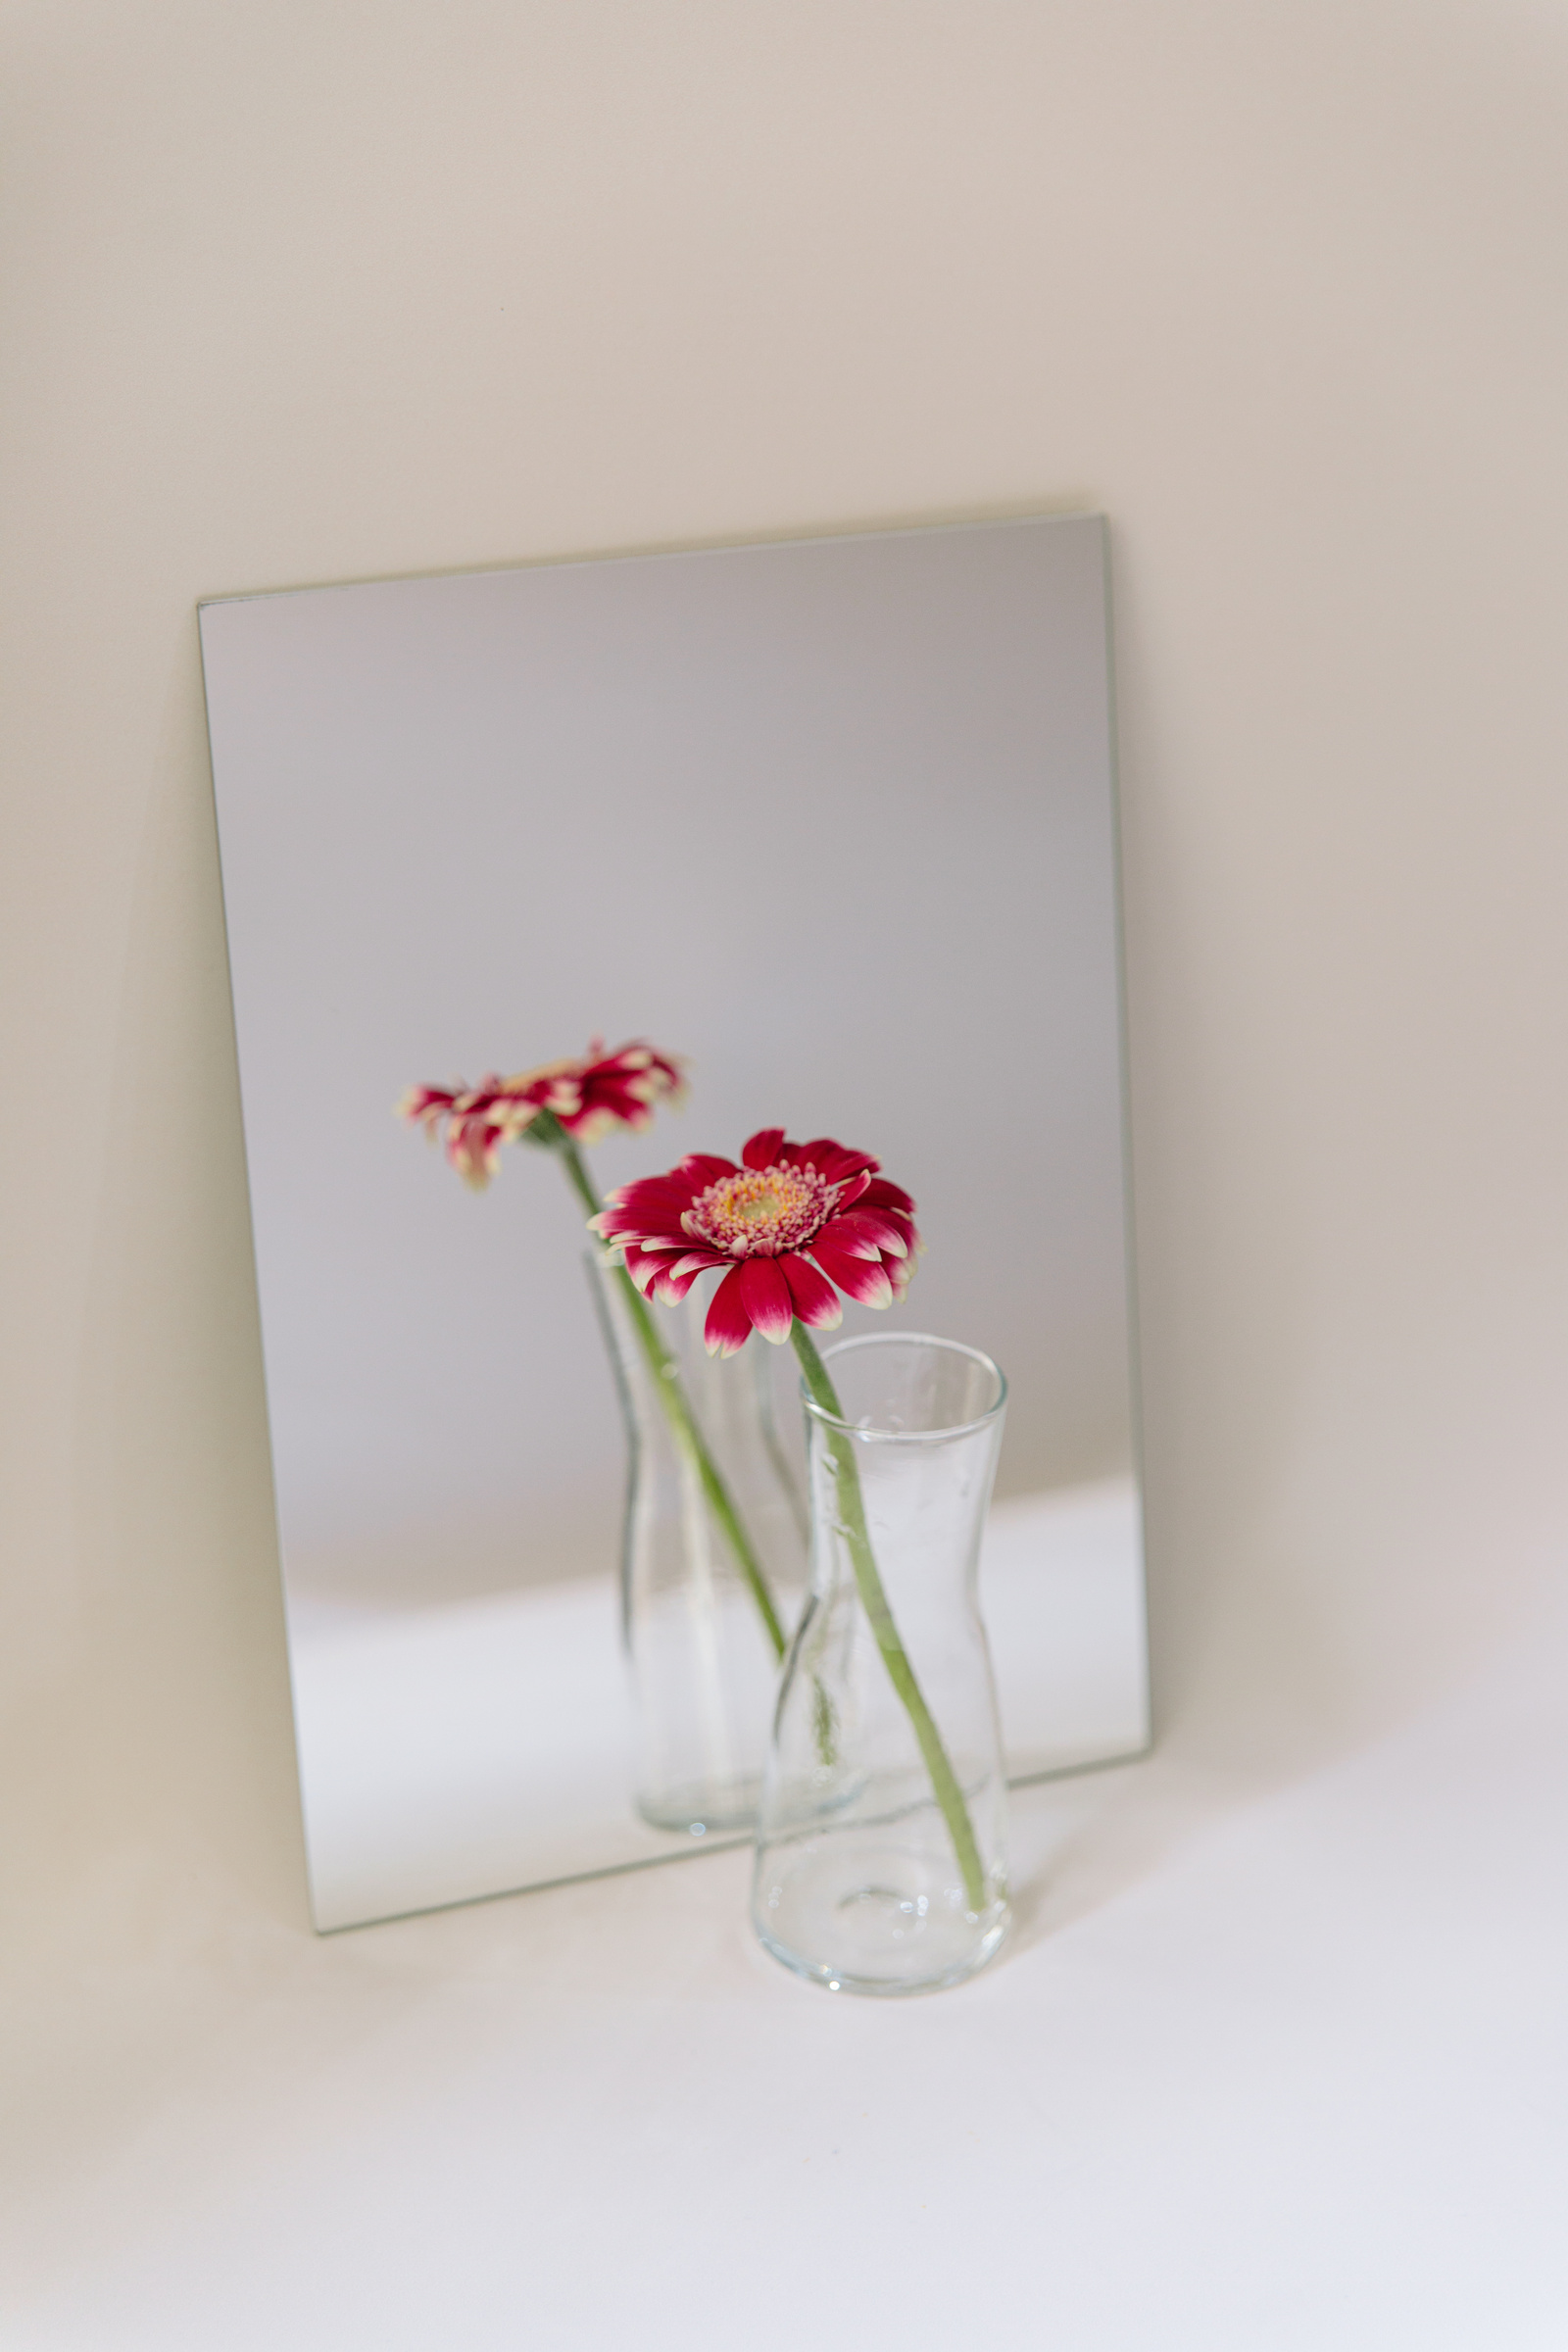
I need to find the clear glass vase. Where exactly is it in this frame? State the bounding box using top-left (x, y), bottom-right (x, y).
top-left (590, 1252), bottom-right (807, 1836)
top-left (752, 1332), bottom-right (1010, 1994)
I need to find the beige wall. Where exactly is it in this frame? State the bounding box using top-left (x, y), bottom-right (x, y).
top-left (4, 0), bottom-right (1566, 1949)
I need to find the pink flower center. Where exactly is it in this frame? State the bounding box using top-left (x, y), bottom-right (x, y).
top-left (683, 1161), bottom-right (837, 1257)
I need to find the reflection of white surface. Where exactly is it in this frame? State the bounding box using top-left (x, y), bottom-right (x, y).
top-left (291, 1475), bottom-right (1147, 1930)
top-left (292, 1576), bottom-right (722, 1933)
top-left (985, 1475), bottom-right (1148, 1778)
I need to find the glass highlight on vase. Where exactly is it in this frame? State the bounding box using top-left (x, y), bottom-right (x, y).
top-left (590, 1252), bottom-right (807, 1837)
top-left (752, 1333), bottom-right (1010, 1994)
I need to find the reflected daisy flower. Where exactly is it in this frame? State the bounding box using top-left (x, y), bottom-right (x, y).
top-left (399, 1039), bottom-right (684, 1189)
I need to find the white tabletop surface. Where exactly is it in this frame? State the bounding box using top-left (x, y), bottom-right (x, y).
top-left (5, 1578), bottom-right (1566, 2350)
top-left (0, 1580), bottom-right (1560, 2352)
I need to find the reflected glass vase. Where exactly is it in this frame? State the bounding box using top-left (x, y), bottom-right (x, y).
top-left (590, 1252), bottom-right (807, 1836)
top-left (752, 1333), bottom-right (1010, 1994)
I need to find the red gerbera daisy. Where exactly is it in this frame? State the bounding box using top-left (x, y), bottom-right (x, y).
top-left (400, 1039), bottom-right (684, 1189)
top-left (591, 1128), bottom-right (920, 1355)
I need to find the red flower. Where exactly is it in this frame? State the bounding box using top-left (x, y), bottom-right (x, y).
top-left (400, 1039), bottom-right (684, 1189)
top-left (591, 1129), bottom-right (920, 1354)
top-left (559, 1040), bottom-right (687, 1146)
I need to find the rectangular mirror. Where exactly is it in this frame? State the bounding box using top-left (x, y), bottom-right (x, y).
top-left (200, 514), bottom-right (1148, 1931)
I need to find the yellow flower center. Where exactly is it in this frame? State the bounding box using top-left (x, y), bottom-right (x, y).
top-left (683, 1161), bottom-right (836, 1257)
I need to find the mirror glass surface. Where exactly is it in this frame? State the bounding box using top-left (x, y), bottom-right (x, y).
top-left (200, 514), bottom-right (1148, 1931)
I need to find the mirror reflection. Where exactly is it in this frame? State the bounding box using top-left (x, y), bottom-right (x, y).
top-left (200, 514), bottom-right (1148, 1931)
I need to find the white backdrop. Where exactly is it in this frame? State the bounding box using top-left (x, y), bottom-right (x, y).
top-left (3, 1), bottom-right (1567, 2341)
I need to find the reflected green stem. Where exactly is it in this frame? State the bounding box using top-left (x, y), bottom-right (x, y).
top-left (790, 1323), bottom-right (988, 1914)
top-left (558, 1137), bottom-right (787, 1663)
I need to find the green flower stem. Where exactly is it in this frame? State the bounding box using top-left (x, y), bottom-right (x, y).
top-left (790, 1323), bottom-right (988, 1914)
top-left (559, 1138), bottom-right (788, 1663)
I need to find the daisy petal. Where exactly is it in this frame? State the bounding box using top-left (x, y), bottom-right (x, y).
top-left (666, 1250), bottom-right (727, 1283)
top-left (782, 1252), bottom-right (843, 1330)
top-left (620, 1248), bottom-right (664, 1297)
top-left (816, 1212), bottom-right (881, 1260)
top-left (837, 1206), bottom-right (908, 1257)
top-left (862, 1177), bottom-right (915, 1215)
top-left (817, 1145), bottom-right (878, 1185)
top-left (812, 1237), bottom-right (895, 1309)
top-left (742, 1127), bottom-right (787, 1170)
top-left (679, 1154), bottom-right (740, 1188)
top-left (738, 1255), bottom-right (794, 1344)
top-left (610, 1184), bottom-right (697, 1218)
top-left (705, 1264), bottom-right (756, 1355)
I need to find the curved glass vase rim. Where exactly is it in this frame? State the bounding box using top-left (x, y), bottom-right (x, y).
top-left (800, 1330), bottom-right (1007, 1445)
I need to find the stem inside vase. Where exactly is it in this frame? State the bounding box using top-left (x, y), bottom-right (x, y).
top-left (560, 1135), bottom-right (787, 1662)
top-left (789, 1323), bottom-right (988, 1913)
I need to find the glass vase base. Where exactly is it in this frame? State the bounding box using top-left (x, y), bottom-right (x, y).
top-left (637, 1776), bottom-right (760, 1838)
top-left (754, 1835), bottom-right (1009, 1996)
